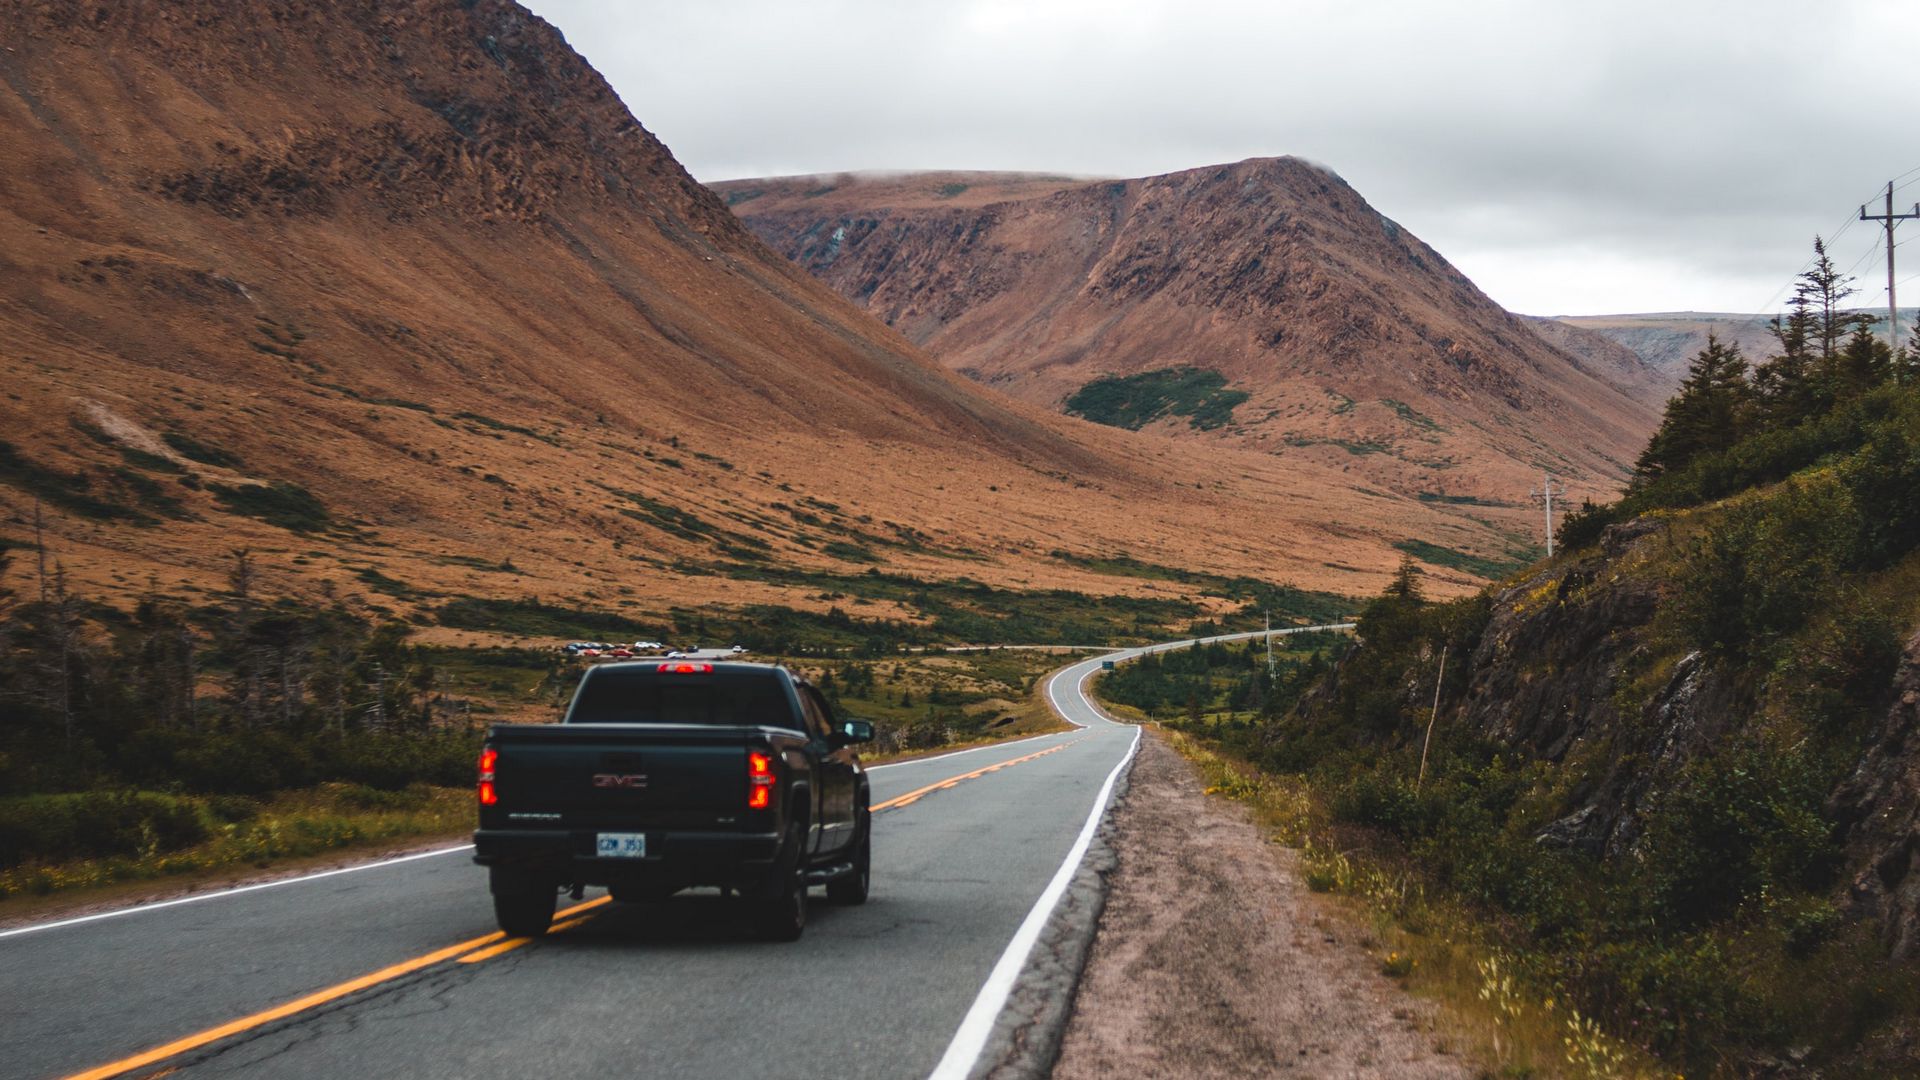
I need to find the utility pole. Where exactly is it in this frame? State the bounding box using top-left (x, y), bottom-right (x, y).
top-left (1530, 471), bottom-right (1566, 558)
top-left (1861, 181), bottom-right (1920, 371)
top-left (1265, 610), bottom-right (1274, 678)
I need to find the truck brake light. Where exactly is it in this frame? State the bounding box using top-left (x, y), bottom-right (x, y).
top-left (477, 747), bottom-right (498, 806)
top-left (747, 751), bottom-right (774, 810)
top-left (659, 662), bottom-right (713, 674)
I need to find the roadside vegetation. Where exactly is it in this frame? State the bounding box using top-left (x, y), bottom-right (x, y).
top-left (0, 534), bottom-right (1088, 907)
top-left (1102, 244), bottom-right (1920, 1077)
top-left (0, 546), bottom-right (515, 904)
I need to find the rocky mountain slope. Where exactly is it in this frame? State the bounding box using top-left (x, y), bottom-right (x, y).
top-left (1521, 315), bottom-right (1680, 401)
top-left (0, 0), bottom-right (1511, 628)
top-left (717, 165), bottom-right (1667, 521)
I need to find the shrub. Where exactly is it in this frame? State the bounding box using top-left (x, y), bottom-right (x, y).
top-left (1673, 476), bottom-right (1858, 658)
top-left (1636, 743), bottom-right (1837, 931)
top-left (0, 791), bottom-right (207, 867)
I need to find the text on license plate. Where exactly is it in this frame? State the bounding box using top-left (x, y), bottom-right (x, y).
top-left (597, 832), bottom-right (647, 858)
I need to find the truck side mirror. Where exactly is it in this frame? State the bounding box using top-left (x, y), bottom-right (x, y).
top-left (836, 720), bottom-right (875, 746)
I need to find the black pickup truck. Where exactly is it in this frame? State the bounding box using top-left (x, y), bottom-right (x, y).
top-left (473, 661), bottom-right (873, 941)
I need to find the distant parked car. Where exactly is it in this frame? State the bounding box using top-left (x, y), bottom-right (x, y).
top-left (664, 650), bottom-right (686, 659)
top-left (581, 649), bottom-right (602, 658)
top-left (633, 641), bottom-right (664, 651)
top-left (730, 645), bottom-right (747, 654)
top-left (609, 648), bottom-right (634, 658)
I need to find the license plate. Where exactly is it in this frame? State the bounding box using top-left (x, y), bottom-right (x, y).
top-left (596, 832), bottom-right (647, 858)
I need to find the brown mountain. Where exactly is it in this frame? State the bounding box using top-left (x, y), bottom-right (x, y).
top-left (717, 164), bottom-right (1666, 514)
top-left (0, 0), bottom-right (1512, 631)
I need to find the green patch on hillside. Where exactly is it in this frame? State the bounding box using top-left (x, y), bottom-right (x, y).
top-left (1380, 398), bottom-right (1444, 431)
top-left (936, 182), bottom-right (970, 198)
top-left (451, 412), bottom-right (559, 447)
top-left (354, 567), bottom-right (433, 600)
top-left (209, 481), bottom-right (331, 533)
top-left (1064, 367), bottom-right (1250, 431)
top-left (161, 431), bottom-right (242, 469)
top-left (1285, 436), bottom-right (1393, 456)
top-left (0, 441), bottom-right (158, 525)
top-left (436, 598), bottom-right (661, 641)
top-left (1391, 538), bottom-right (1529, 579)
top-left (1416, 492), bottom-right (1512, 507)
top-left (704, 562), bottom-right (1352, 644)
top-left (822, 540), bottom-right (880, 563)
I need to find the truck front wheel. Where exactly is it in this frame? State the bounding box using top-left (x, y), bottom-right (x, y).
top-left (491, 869), bottom-right (556, 937)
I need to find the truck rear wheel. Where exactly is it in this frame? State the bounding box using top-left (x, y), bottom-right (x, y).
top-left (491, 869), bottom-right (556, 937)
top-left (749, 825), bottom-right (807, 942)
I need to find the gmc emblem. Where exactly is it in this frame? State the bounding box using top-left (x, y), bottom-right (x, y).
top-left (592, 773), bottom-right (649, 789)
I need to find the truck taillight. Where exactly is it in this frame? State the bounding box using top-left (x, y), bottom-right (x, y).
top-left (747, 751), bottom-right (774, 811)
top-left (477, 747), bottom-right (498, 806)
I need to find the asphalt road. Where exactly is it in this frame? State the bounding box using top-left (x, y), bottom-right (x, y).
top-left (0, 626), bottom-right (1348, 1080)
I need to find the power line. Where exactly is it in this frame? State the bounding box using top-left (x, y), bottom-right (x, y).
top-left (1749, 174), bottom-right (1920, 317)
top-left (1841, 234), bottom-right (1884, 279)
top-left (1861, 183), bottom-right (1920, 361)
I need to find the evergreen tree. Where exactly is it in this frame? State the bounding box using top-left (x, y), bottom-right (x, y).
top-left (1828, 325), bottom-right (1892, 401)
top-left (1634, 334), bottom-right (1754, 485)
top-left (1899, 336), bottom-right (1920, 385)
top-left (1755, 298), bottom-right (1820, 425)
top-left (1799, 236), bottom-right (1873, 361)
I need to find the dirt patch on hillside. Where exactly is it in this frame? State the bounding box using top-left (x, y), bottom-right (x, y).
top-left (1053, 730), bottom-right (1470, 1079)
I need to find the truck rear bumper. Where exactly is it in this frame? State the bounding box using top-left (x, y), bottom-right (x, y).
top-left (472, 828), bottom-right (782, 889)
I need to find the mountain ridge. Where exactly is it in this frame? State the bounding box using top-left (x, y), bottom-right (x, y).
top-left (717, 160), bottom-right (1667, 516)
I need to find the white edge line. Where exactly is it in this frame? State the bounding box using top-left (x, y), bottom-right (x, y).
top-left (925, 659), bottom-right (1139, 1080)
top-left (925, 625), bottom-right (1355, 1079)
top-left (0, 843), bottom-right (475, 941)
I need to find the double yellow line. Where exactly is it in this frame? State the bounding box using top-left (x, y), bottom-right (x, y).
top-left (871, 740), bottom-right (1077, 812)
top-left (62, 737), bottom-right (1081, 1080)
top-left (62, 893), bottom-right (613, 1080)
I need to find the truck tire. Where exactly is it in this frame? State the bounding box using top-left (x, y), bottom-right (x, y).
top-left (826, 809), bottom-right (871, 906)
top-left (749, 825), bottom-right (807, 942)
top-left (491, 870), bottom-right (556, 937)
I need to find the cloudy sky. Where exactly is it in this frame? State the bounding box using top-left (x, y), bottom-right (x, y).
top-left (526, 0), bottom-right (1920, 317)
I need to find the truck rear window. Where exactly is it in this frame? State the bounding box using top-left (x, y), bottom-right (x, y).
top-left (565, 669), bottom-right (799, 728)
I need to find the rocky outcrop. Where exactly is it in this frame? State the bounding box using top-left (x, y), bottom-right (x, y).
top-left (1382, 514), bottom-right (1920, 953)
top-left (1832, 629), bottom-right (1920, 957)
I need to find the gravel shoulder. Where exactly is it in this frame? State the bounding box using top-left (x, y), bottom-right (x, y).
top-left (1052, 729), bottom-right (1472, 1079)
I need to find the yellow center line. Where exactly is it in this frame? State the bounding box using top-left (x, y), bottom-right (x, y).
top-left (457, 906), bottom-right (603, 965)
top-left (871, 738), bottom-right (1080, 812)
top-left (62, 895), bottom-right (611, 1080)
top-left (65, 739), bottom-right (1082, 1078)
